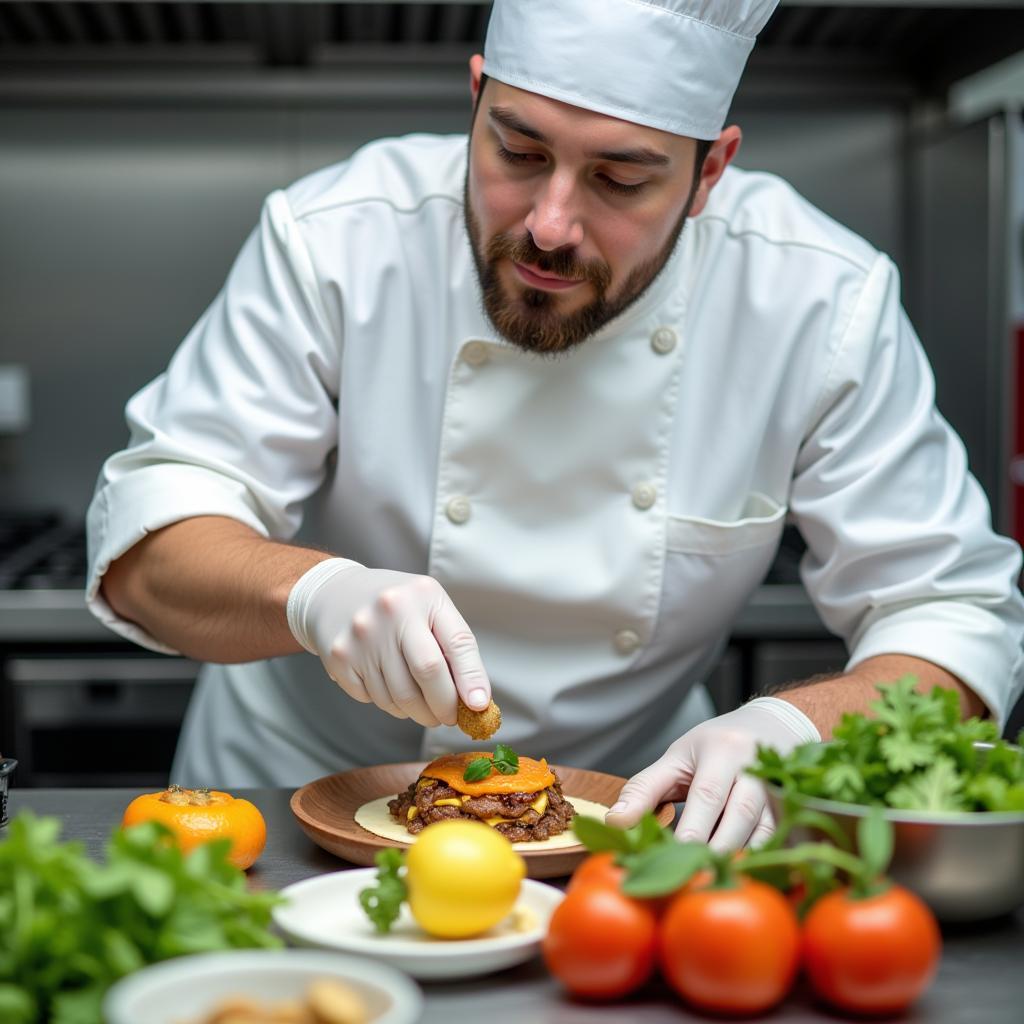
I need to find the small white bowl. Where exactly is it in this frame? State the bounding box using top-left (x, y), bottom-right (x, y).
top-left (273, 869), bottom-right (564, 980)
top-left (102, 948), bottom-right (422, 1024)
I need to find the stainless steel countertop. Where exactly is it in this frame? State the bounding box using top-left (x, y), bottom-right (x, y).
top-left (9, 787), bottom-right (1024, 1023)
top-left (0, 584), bottom-right (831, 643)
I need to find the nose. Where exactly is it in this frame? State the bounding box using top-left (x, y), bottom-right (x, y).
top-left (523, 171), bottom-right (585, 252)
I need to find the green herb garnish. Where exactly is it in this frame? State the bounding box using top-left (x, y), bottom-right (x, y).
top-left (463, 757), bottom-right (494, 782)
top-left (492, 743), bottom-right (519, 774)
top-left (358, 848), bottom-right (408, 933)
top-left (749, 676), bottom-right (1024, 813)
top-left (0, 813), bottom-right (282, 1024)
top-left (463, 744), bottom-right (520, 782)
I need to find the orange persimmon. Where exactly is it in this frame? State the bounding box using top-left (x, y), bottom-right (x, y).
top-left (122, 784), bottom-right (267, 869)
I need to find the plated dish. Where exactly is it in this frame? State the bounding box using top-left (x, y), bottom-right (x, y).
top-left (290, 761), bottom-right (675, 879)
top-left (365, 750), bottom-right (593, 849)
top-left (273, 869), bottom-right (565, 980)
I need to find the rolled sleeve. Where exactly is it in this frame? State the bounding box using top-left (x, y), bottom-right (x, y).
top-left (792, 254), bottom-right (1024, 725)
top-left (85, 463), bottom-right (272, 653)
top-left (86, 188), bottom-right (341, 651)
top-left (846, 601), bottom-right (1024, 727)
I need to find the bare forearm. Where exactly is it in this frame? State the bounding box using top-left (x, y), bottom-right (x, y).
top-left (767, 654), bottom-right (985, 740)
top-left (100, 515), bottom-right (331, 662)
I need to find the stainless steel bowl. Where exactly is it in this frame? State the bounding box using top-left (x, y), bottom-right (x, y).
top-left (765, 781), bottom-right (1024, 922)
top-left (0, 757), bottom-right (17, 828)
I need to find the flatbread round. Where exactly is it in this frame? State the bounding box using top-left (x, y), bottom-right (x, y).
top-left (354, 794), bottom-right (609, 851)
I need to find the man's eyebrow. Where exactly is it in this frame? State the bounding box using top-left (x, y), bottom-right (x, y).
top-left (489, 106), bottom-right (549, 144)
top-left (586, 147), bottom-right (670, 167)
top-left (488, 106), bottom-right (670, 167)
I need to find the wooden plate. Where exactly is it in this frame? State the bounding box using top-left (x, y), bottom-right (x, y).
top-left (290, 762), bottom-right (675, 880)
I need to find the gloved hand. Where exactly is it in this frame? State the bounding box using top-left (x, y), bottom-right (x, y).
top-left (287, 558), bottom-right (491, 728)
top-left (605, 697), bottom-right (820, 850)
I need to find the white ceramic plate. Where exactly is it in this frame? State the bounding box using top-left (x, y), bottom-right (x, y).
top-left (273, 868), bottom-right (565, 980)
top-left (102, 949), bottom-right (422, 1024)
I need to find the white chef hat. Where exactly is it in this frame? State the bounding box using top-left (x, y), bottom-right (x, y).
top-left (482, 0), bottom-right (779, 140)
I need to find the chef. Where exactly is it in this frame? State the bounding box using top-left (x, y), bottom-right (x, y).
top-left (87, 0), bottom-right (1024, 850)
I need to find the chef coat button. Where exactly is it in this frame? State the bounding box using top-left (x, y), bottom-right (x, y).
top-left (446, 496), bottom-right (472, 524)
top-left (632, 482), bottom-right (657, 510)
top-left (463, 341), bottom-right (489, 366)
top-left (614, 629), bottom-right (642, 655)
top-left (651, 327), bottom-right (677, 355)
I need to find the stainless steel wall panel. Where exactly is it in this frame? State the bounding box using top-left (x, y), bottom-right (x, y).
top-left (910, 115), bottom-right (1010, 527)
top-left (1, 105), bottom-right (294, 512)
top-left (731, 102), bottom-right (909, 264)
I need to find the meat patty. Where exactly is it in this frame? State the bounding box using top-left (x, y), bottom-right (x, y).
top-left (388, 773), bottom-right (575, 840)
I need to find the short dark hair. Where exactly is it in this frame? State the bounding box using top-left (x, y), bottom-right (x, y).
top-left (694, 138), bottom-right (713, 177)
top-left (470, 70), bottom-right (492, 136)
top-left (473, 73), bottom-right (714, 178)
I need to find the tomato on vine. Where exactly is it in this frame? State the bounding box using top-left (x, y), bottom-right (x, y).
top-left (543, 882), bottom-right (659, 999)
top-left (658, 874), bottom-right (801, 1015)
top-left (801, 883), bottom-right (941, 1014)
top-left (566, 851), bottom-right (625, 893)
top-left (555, 804), bottom-right (940, 1016)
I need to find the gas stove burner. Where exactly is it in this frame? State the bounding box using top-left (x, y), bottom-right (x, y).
top-left (0, 510), bottom-right (87, 590)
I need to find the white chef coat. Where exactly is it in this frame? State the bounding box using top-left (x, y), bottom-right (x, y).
top-left (86, 133), bottom-right (1024, 788)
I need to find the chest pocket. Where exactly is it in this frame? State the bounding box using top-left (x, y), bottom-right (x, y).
top-left (657, 493), bottom-right (788, 650)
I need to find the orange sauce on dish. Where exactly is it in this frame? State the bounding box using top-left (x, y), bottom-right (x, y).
top-left (422, 752), bottom-right (556, 796)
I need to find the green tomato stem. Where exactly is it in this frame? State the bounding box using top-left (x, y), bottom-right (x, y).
top-left (739, 842), bottom-right (868, 880)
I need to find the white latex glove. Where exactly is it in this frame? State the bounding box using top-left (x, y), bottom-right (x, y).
top-left (287, 558), bottom-right (492, 728)
top-left (605, 697), bottom-right (820, 851)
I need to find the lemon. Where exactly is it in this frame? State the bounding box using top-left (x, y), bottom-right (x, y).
top-left (405, 819), bottom-right (526, 938)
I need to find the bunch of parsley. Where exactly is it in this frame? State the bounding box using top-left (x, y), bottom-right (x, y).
top-left (750, 676), bottom-right (1024, 813)
top-left (0, 814), bottom-right (282, 1024)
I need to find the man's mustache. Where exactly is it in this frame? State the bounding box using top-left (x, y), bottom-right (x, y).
top-left (485, 232), bottom-right (612, 292)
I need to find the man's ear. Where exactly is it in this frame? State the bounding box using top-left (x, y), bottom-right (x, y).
top-left (688, 126), bottom-right (742, 218)
top-left (469, 54), bottom-right (484, 108)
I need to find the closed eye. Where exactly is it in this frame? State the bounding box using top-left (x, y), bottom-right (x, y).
top-left (497, 143), bottom-right (647, 196)
top-left (496, 144), bottom-right (543, 165)
top-left (597, 174), bottom-right (646, 196)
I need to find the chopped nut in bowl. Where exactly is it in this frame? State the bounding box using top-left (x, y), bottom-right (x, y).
top-left (102, 950), bottom-right (421, 1024)
top-left (186, 978), bottom-right (369, 1023)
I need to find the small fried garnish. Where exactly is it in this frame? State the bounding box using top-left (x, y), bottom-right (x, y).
top-left (267, 1001), bottom-right (310, 1023)
top-left (185, 980), bottom-right (366, 1024)
top-left (457, 697), bottom-right (502, 740)
top-left (197, 995), bottom-right (264, 1020)
top-left (308, 979), bottom-right (369, 1024)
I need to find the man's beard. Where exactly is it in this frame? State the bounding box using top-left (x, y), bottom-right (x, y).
top-left (464, 176), bottom-right (695, 356)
